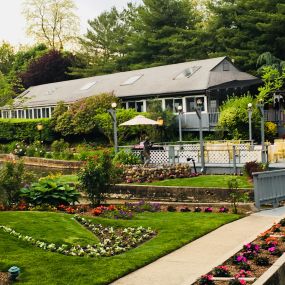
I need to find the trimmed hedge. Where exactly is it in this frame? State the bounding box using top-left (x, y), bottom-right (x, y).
top-left (0, 119), bottom-right (56, 142)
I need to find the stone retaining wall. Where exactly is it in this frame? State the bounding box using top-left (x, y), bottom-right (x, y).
top-left (0, 154), bottom-right (83, 169)
top-left (110, 184), bottom-right (254, 203)
top-left (122, 164), bottom-right (192, 183)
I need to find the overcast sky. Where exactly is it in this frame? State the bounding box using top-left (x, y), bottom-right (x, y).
top-left (0, 0), bottom-right (142, 46)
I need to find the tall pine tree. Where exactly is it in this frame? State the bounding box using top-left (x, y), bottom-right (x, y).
top-left (206, 0), bottom-right (285, 73)
top-left (120, 0), bottom-right (206, 69)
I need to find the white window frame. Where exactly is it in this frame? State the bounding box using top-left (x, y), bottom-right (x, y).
top-left (184, 95), bottom-right (208, 113)
top-left (163, 98), bottom-right (183, 114)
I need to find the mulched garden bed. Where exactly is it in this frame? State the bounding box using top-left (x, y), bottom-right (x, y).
top-left (194, 219), bottom-right (285, 285)
top-left (0, 272), bottom-right (10, 285)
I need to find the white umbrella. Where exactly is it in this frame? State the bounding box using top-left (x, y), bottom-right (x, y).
top-left (119, 115), bottom-right (160, 126)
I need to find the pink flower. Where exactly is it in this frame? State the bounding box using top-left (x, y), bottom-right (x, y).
top-left (240, 280), bottom-right (247, 285)
top-left (268, 246), bottom-right (276, 253)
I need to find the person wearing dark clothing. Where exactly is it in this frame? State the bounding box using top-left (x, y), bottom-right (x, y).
top-left (143, 137), bottom-right (152, 166)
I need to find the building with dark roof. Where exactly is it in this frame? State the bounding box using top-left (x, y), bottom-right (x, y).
top-left (1, 56), bottom-right (260, 131)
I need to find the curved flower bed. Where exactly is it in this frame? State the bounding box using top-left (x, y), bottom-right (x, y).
top-left (0, 214), bottom-right (156, 258)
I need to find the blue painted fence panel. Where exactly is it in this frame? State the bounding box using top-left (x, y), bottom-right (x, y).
top-left (253, 169), bottom-right (285, 209)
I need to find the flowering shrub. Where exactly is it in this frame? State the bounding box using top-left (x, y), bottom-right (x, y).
top-left (242, 243), bottom-right (260, 259)
top-left (198, 274), bottom-right (215, 285)
top-left (235, 270), bottom-right (252, 278)
top-left (78, 151), bottom-right (120, 206)
top-left (268, 246), bottom-right (282, 256)
top-left (212, 265), bottom-right (231, 277)
top-left (219, 207), bottom-right (229, 213)
top-left (13, 142), bottom-right (27, 157)
top-left (0, 214), bottom-right (156, 258)
top-left (204, 207), bottom-right (213, 213)
top-left (270, 223), bottom-right (281, 233)
top-left (233, 254), bottom-right (247, 264)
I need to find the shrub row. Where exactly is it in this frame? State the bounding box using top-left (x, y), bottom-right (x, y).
top-left (0, 119), bottom-right (56, 142)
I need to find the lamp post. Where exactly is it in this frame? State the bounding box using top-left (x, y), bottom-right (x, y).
top-left (177, 105), bottom-right (183, 142)
top-left (108, 102), bottom-right (118, 153)
top-left (257, 100), bottom-right (266, 163)
top-left (36, 123), bottom-right (44, 142)
top-left (195, 99), bottom-right (205, 173)
top-left (157, 117), bottom-right (164, 142)
top-left (248, 102), bottom-right (253, 143)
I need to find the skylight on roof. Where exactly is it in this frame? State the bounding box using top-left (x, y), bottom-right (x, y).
top-left (175, 66), bottom-right (201, 80)
top-left (80, 81), bottom-right (97, 91)
top-left (121, 75), bottom-right (143, 86)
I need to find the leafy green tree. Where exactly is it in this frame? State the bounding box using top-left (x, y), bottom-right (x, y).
top-left (216, 95), bottom-right (260, 140)
top-left (120, 0), bottom-right (206, 69)
top-left (257, 52), bottom-right (285, 73)
top-left (257, 66), bottom-right (285, 103)
top-left (0, 72), bottom-right (16, 106)
top-left (73, 4), bottom-right (137, 77)
top-left (19, 49), bottom-right (79, 88)
top-left (0, 161), bottom-right (36, 207)
top-left (0, 41), bottom-right (15, 75)
top-left (22, 0), bottom-right (80, 49)
top-left (206, 0), bottom-right (285, 73)
top-left (95, 108), bottom-right (142, 144)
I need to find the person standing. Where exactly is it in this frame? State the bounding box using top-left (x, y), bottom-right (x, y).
top-left (143, 137), bottom-right (152, 166)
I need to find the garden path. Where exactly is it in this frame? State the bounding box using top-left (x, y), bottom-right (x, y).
top-left (111, 207), bottom-right (285, 285)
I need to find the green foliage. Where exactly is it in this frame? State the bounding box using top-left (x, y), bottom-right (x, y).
top-left (74, 5), bottom-right (137, 77)
top-left (0, 41), bottom-right (15, 75)
top-left (113, 149), bottom-right (142, 165)
top-left (51, 139), bottom-right (69, 153)
top-left (265, 121), bottom-right (277, 141)
top-left (95, 108), bottom-right (142, 144)
top-left (146, 99), bottom-right (177, 142)
top-left (0, 161), bottom-right (36, 206)
top-left (120, 0), bottom-right (206, 69)
top-left (216, 95), bottom-right (260, 140)
top-left (26, 141), bottom-right (46, 157)
top-left (257, 66), bottom-right (285, 103)
top-left (54, 93), bottom-right (120, 136)
top-left (78, 151), bottom-right (120, 206)
top-left (206, 0), bottom-right (285, 73)
top-left (243, 161), bottom-right (267, 178)
top-left (0, 119), bottom-right (55, 142)
top-left (228, 178), bottom-right (249, 214)
top-left (20, 178), bottom-right (80, 206)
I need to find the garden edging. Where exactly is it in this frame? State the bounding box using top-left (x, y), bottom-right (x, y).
top-left (111, 184), bottom-right (254, 203)
top-left (252, 254), bottom-right (285, 285)
top-left (0, 154), bottom-right (83, 169)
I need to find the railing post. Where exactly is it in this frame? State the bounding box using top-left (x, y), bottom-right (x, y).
top-left (233, 145), bottom-right (237, 175)
top-left (253, 173), bottom-right (260, 209)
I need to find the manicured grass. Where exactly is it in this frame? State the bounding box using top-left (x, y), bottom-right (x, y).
top-left (140, 175), bottom-right (253, 188)
top-left (0, 211), bottom-right (239, 285)
top-left (44, 174), bottom-right (78, 184)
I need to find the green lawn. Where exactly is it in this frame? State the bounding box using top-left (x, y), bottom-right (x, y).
top-left (140, 175), bottom-right (252, 188)
top-left (48, 174), bottom-right (252, 188)
top-left (0, 211), bottom-right (239, 285)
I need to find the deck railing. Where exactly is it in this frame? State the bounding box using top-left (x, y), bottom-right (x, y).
top-left (253, 169), bottom-right (285, 209)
